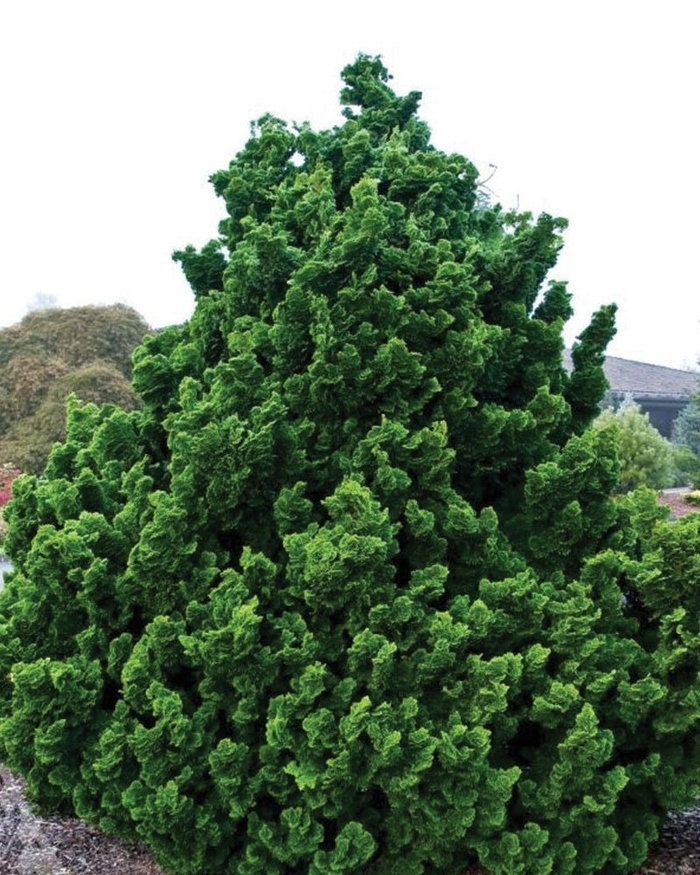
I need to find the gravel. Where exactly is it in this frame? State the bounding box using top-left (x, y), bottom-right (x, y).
top-left (0, 766), bottom-right (163, 875)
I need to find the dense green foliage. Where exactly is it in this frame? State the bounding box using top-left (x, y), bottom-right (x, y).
top-left (593, 399), bottom-right (674, 492)
top-left (672, 445), bottom-right (700, 489)
top-left (0, 304), bottom-right (149, 474)
top-left (3, 57), bottom-right (700, 875)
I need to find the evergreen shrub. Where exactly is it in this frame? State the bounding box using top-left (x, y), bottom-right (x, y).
top-left (3, 56), bottom-right (700, 874)
top-left (0, 304), bottom-right (148, 474)
top-left (671, 445), bottom-right (700, 489)
top-left (593, 398), bottom-right (674, 493)
top-left (672, 396), bottom-right (700, 487)
top-left (673, 391), bottom-right (700, 457)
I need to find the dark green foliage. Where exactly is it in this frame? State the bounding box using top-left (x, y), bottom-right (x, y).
top-left (2, 56), bottom-right (700, 874)
top-left (0, 304), bottom-right (149, 473)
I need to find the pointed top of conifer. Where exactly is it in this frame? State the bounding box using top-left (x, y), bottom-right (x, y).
top-left (339, 53), bottom-right (423, 131)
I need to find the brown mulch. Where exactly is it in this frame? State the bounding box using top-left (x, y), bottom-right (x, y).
top-left (0, 765), bottom-right (164, 875)
top-left (635, 809), bottom-right (700, 874)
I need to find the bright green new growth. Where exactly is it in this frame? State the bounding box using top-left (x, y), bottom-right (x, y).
top-left (3, 56), bottom-right (700, 874)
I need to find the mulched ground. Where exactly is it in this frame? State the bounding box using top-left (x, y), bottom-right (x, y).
top-left (0, 765), bottom-right (164, 875)
top-left (656, 488), bottom-right (700, 519)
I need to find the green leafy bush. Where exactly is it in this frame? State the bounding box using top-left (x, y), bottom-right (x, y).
top-left (672, 445), bottom-right (700, 489)
top-left (593, 398), bottom-right (674, 492)
top-left (3, 56), bottom-right (700, 875)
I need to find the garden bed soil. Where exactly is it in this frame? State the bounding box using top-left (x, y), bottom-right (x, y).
top-left (656, 488), bottom-right (700, 519)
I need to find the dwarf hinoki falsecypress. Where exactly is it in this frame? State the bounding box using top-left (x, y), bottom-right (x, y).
top-left (2, 56), bottom-right (700, 875)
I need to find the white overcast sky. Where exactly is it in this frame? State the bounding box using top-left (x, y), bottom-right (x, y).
top-left (1, 1), bottom-right (698, 369)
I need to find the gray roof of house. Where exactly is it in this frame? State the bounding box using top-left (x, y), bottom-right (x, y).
top-left (564, 351), bottom-right (698, 400)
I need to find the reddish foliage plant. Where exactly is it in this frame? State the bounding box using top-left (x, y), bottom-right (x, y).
top-left (0, 464), bottom-right (21, 507)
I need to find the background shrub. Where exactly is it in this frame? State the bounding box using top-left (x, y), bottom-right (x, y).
top-left (593, 398), bottom-right (674, 492)
top-left (0, 304), bottom-right (149, 474)
top-left (672, 445), bottom-right (700, 489)
top-left (672, 395), bottom-right (700, 487)
top-left (673, 392), bottom-right (700, 457)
